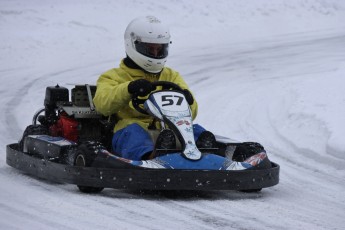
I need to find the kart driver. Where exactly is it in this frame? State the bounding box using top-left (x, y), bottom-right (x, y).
top-left (93, 16), bottom-right (215, 160)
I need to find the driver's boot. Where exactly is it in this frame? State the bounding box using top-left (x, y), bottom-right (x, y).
top-left (196, 131), bottom-right (217, 149)
top-left (149, 129), bottom-right (176, 159)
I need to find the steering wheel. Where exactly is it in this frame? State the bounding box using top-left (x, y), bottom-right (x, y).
top-left (132, 81), bottom-right (183, 115)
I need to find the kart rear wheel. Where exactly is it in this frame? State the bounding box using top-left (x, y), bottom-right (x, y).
top-left (75, 142), bottom-right (104, 193)
top-left (19, 124), bottom-right (48, 151)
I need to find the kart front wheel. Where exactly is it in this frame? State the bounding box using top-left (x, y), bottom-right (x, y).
top-left (233, 142), bottom-right (269, 193)
top-left (240, 188), bottom-right (262, 193)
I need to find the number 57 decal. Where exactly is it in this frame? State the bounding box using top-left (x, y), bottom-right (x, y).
top-left (162, 95), bottom-right (184, 106)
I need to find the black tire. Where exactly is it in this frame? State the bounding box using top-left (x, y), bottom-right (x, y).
top-left (233, 142), bottom-right (269, 193)
top-left (232, 142), bottom-right (265, 162)
top-left (74, 141), bottom-right (104, 193)
top-left (240, 188), bottom-right (262, 193)
top-left (19, 125), bottom-right (48, 151)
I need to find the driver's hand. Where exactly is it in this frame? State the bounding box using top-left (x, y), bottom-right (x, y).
top-left (128, 79), bottom-right (155, 97)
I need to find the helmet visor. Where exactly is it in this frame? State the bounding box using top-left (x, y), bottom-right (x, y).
top-left (135, 42), bottom-right (169, 59)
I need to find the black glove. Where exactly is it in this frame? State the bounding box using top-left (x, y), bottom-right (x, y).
top-left (128, 79), bottom-right (155, 97)
top-left (183, 89), bottom-right (194, 105)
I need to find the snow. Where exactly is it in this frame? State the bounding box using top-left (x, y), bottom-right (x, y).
top-left (1, 0), bottom-right (345, 229)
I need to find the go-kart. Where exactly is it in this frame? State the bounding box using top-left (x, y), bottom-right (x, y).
top-left (6, 82), bottom-right (279, 193)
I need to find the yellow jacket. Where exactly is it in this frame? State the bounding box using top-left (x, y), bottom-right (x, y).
top-left (93, 59), bottom-right (198, 132)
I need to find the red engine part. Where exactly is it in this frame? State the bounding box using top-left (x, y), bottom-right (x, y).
top-left (50, 113), bottom-right (79, 142)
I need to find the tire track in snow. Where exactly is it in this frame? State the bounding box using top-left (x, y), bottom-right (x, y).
top-left (187, 31), bottom-right (345, 230)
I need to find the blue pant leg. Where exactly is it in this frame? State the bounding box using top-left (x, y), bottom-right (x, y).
top-left (193, 124), bottom-right (206, 140)
top-left (112, 124), bottom-right (154, 160)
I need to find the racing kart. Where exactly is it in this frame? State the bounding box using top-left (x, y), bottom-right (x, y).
top-left (6, 82), bottom-right (279, 193)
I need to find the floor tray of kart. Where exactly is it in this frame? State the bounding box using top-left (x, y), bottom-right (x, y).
top-left (6, 82), bottom-right (279, 193)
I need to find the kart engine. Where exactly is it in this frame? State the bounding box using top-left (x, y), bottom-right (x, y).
top-left (39, 85), bottom-right (112, 145)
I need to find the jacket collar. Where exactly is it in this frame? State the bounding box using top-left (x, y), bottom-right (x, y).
top-left (120, 57), bottom-right (162, 79)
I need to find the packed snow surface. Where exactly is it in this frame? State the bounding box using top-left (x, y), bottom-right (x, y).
top-left (1, 0), bottom-right (345, 229)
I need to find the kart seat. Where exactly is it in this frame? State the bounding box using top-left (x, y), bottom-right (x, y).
top-left (72, 85), bottom-right (97, 107)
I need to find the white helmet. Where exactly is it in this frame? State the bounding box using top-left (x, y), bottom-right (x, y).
top-left (124, 16), bottom-right (171, 73)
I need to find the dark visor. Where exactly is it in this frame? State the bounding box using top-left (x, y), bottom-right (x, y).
top-left (135, 42), bottom-right (169, 59)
